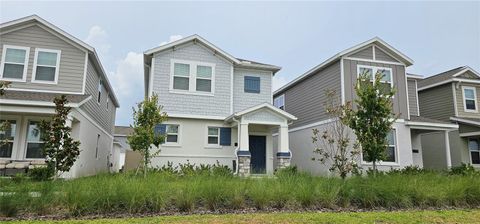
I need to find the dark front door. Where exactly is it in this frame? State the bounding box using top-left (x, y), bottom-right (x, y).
top-left (249, 135), bottom-right (266, 174)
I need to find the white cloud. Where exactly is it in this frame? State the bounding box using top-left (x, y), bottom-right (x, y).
top-left (159, 35), bottom-right (183, 46)
top-left (272, 75), bottom-right (288, 91)
top-left (84, 25), bottom-right (111, 56)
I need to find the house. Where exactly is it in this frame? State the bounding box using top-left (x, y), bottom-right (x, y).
top-left (112, 126), bottom-right (133, 172)
top-left (273, 37), bottom-right (458, 175)
top-left (0, 15), bottom-right (119, 178)
top-left (417, 66), bottom-right (480, 169)
top-left (143, 35), bottom-right (297, 176)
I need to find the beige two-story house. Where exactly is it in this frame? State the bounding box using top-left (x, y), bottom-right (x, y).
top-left (418, 66), bottom-right (480, 169)
top-left (0, 15), bottom-right (119, 178)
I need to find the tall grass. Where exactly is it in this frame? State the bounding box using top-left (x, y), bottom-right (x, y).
top-left (1, 171), bottom-right (479, 217)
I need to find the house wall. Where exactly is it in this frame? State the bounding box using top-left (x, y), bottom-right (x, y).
top-left (273, 60), bottom-right (341, 129)
top-left (455, 83), bottom-right (480, 119)
top-left (80, 57), bottom-right (116, 134)
top-left (233, 68), bottom-right (272, 112)
top-left (349, 46), bottom-right (373, 59)
top-left (0, 23), bottom-right (85, 93)
top-left (152, 42), bottom-right (232, 117)
top-left (411, 131), bottom-right (423, 167)
top-left (407, 78), bottom-right (419, 116)
top-left (418, 84), bottom-right (455, 121)
top-left (343, 59), bottom-right (409, 120)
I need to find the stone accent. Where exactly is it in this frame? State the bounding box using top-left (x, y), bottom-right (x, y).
top-left (237, 153), bottom-right (251, 177)
top-left (276, 151), bottom-right (291, 170)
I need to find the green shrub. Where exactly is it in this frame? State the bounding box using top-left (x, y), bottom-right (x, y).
top-left (387, 166), bottom-right (428, 175)
top-left (275, 165), bottom-right (298, 177)
top-left (450, 163), bottom-right (479, 176)
top-left (28, 166), bottom-right (54, 181)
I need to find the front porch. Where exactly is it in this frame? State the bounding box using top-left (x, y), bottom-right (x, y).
top-left (225, 103), bottom-right (297, 177)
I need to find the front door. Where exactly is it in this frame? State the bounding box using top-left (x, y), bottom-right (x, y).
top-left (249, 135), bottom-right (266, 174)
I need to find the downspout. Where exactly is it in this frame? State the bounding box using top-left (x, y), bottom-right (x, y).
top-left (232, 116), bottom-right (240, 175)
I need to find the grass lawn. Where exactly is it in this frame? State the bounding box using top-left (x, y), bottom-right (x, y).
top-left (6, 209), bottom-right (480, 224)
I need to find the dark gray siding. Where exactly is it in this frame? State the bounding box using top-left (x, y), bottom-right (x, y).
top-left (274, 60), bottom-right (341, 129)
top-left (80, 58), bottom-right (116, 134)
top-left (418, 84), bottom-right (455, 121)
top-left (348, 46), bottom-right (373, 59)
top-left (343, 59), bottom-right (409, 119)
top-left (407, 78), bottom-right (419, 116)
top-left (0, 23), bottom-right (85, 93)
top-left (375, 47), bottom-right (398, 62)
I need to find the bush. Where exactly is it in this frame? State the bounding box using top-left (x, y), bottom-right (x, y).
top-left (275, 165), bottom-right (298, 177)
top-left (28, 166), bottom-right (54, 181)
top-left (387, 166), bottom-right (428, 175)
top-left (449, 163), bottom-right (479, 176)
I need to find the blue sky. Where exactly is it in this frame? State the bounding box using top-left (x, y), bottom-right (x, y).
top-left (1, 1), bottom-right (479, 126)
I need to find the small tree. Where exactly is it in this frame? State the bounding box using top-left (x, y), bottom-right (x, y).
top-left (0, 81), bottom-right (11, 148)
top-left (40, 95), bottom-right (81, 179)
top-left (344, 71), bottom-right (398, 173)
top-left (312, 90), bottom-right (360, 179)
top-left (127, 94), bottom-right (168, 178)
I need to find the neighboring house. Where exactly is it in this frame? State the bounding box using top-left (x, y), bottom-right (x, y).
top-left (273, 37), bottom-right (458, 175)
top-left (112, 126), bottom-right (133, 172)
top-left (143, 35), bottom-right (296, 176)
top-left (418, 66), bottom-right (480, 169)
top-left (0, 15), bottom-right (119, 178)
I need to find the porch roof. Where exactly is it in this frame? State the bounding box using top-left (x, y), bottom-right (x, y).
top-left (405, 116), bottom-right (458, 130)
top-left (0, 90), bottom-right (91, 107)
top-left (225, 103), bottom-right (297, 123)
top-left (450, 117), bottom-right (480, 127)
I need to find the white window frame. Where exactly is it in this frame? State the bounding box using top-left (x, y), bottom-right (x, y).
top-left (462, 86), bottom-right (478, 113)
top-left (468, 138), bottom-right (480, 165)
top-left (0, 116), bottom-right (21, 160)
top-left (361, 128), bottom-right (399, 166)
top-left (163, 124), bottom-right (180, 147)
top-left (31, 48), bottom-right (61, 84)
top-left (169, 59), bottom-right (216, 96)
top-left (24, 118), bottom-right (47, 160)
top-left (274, 94), bottom-right (285, 110)
top-left (206, 126), bottom-right (220, 147)
top-left (357, 65), bottom-right (394, 96)
top-left (0, 45), bottom-right (30, 82)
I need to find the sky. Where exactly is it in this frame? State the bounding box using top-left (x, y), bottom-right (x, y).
top-left (1, 1), bottom-right (479, 126)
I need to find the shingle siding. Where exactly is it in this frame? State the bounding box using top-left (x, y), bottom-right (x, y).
top-left (418, 84), bottom-right (455, 121)
top-left (233, 68), bottom-right (272, 112)
top-left (0, 24), bottom-right (85, 93)
top-left (152, 42), bottom-right (232, 117)
top-left (407, 78), bottom-right (419, 116)
top-left (80, 58), bottom-right (116, 134)
top-left (274, 60), bottom-right (341, 129)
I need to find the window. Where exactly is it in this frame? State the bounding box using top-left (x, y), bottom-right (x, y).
top-left (463, 86), bottom-right (477, 112)
top-left (95, 134), bottom-right (100, 159)
top-left (362, 130), bottom-right (397, 163)
top-left (173, 63), bottom-right (190, 90)
top-left (0, 45), bottom-right (29, 81)
top-left (171, 60), bottom-right (215, 94)
top-left (357, 65), bottom-right (393, 95)
top-left (32, 49), bottom-right (61, 83)
top-left (97, 80), bottom-right (103, 104)
top-left (0, 120), bottom-right (16, 158)
top-left (165, 124), bottom-right (179, 143)
top-left (106, 95), bottom-right (109, 110)
top-left (196, 65), bottom-right (212, 92)
top-left (469, 138), bottom-right (480, 165)
top-left (274, 94), bottom-right (285, 110)
top-left (244, 76), bottom-right (260, 93)
top-left (207, 127), bottom-right (220, 145)
top-left (25, 121), bottom-right (45, 159)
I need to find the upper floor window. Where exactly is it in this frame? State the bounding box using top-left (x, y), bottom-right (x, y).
top-left (274, 94), bottom-right (285, 110)
top-left (0, 45), bottom-right (29, 82)
top-left (97, 80), bottom-right (103, 104)
top-left (357, 65), bottom-right (393, 95)
top-left (462, 86), bottom-right (477, 112)
top-left (244, 76), bottom-right (260, 93)
top-left (469, 138), bottom-right (480, 165)
top-left (32, 48), bottom-right (61, 84)
top-left (170, 59), bottom-right (215, 95)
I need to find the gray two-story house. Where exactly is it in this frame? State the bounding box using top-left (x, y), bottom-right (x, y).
top-left (273, 37), bottom-right (458, 175)
top-left (143, 35), bottom-right (296, 176)
top-left (418, 66), bottom-right (480, 169)
top-left (0, 15), bottom-right (119, 178)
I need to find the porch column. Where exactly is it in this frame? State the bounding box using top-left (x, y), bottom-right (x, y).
top-left (445, 130), bottom-right (452, 168)
top-left (276, 125), bottom-right (291, 170)
top-left (66, 116), bottom-right (73, 128)
top-left (237, 122), bottom-right (251, 177)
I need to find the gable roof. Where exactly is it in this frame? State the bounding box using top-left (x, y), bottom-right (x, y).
top-left (274, 37), bottom-right (413, 95)
top-left (418, 66), bottom-right (480, 91)
top-left (225, 102), bottom-right (297, 122)
top-left (0, 15), bottom-right (120, 107)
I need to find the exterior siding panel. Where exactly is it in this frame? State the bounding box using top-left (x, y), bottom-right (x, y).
top-left (418, 84), bottom-right (455, 121)
top-left (233, 68), bottom-right (272, 112)
top-left (348, 46), bottom-right (373, 59)
top-left (407, 78), bottom-right (419, 116)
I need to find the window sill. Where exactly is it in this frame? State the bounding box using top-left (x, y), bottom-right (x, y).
top-left (204, 145), bottom-right (222, 149)
top-left (463, 109), bottom-right (478, 113)
top-left (0, 78), bottom-right (26, 83)
top-left (361, 161), bottom-right (400, 167)
top-left (162, 143), bottom-right (181, 148)
top-left (31, 80), bottom-right (57, 85)
top-left (169, 90), bottom-right (214, 97)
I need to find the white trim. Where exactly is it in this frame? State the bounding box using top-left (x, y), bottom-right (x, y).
top-left (419, 78), bottom-right (480, 91)
top-left (406, 74), bottom-right (424, 79)
top-left (454, 78), bottom-right (480, 84)
top-left (205, 126), bottom-right (220, 147)
top-left (405, 121), bottom-right (458, 129)
top-left (340, 57), bottom-right (345, 104)
top-left (227, 102), bottom-right (297, 121)
top-left (0, 45), bottom-right (30, 82)
top-left (169, 59), bottom-right (216, 96)
top-left (445, 130), bottom-right (452, 168)
top-left (168, 113), bottom-right (226, 120)
top-left (461, 86), bottom-right (478, 113)
top-left (356, 65), bottom-right (394, 91)
top-left (82, 52), bottom-right (88, 94)
top-left (148, 57), bottom-right (155, 98)
top-left (450, 117), bottom-right (480, 126)
top-left (0, 98), bottom-right (83, 107)
top-left (344, 57), bottom-right (405, 66)
top-left (405, 68), bottom-right (410, 120)
top-left (163, 123), bottom-right (180, 146)
top-left (230, 65), bottom-right (234, 114)
top-left (460, 131), bottom-right (480, 137)
top-left (452, 67), bottom-right (480, 78)
top-left (31, 48), bottom-right (61, 84)
top-left (4, 88), bottom-right (82, 95)
top-left (452, 83), bottom-right (459, 116)
top-left (415, 79), bottom-right (420, 116)
top-left (372, 45), bottom-right (376, 60)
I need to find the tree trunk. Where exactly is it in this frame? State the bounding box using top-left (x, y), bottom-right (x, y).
top-left (372, 161), bottom-right (377, 176)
